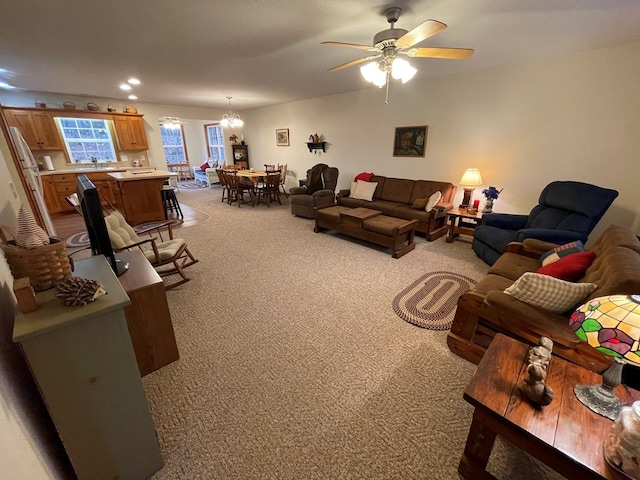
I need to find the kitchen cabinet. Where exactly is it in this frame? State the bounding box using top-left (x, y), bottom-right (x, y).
top-left (231, 144), bottom-right (249, 169)
top-left (3, 108), bottom-right (63, 150)
top-left (41, 175), bottom-right (61, 213)
top-left (12, 255), bottom-right (164, 480)
top-left (43, 171), bottom-right (118, 214)
top-left (113, 115), bottom-right (148, 150)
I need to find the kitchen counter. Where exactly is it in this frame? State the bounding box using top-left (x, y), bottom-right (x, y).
top-left (40, 166), bottom-right (155, 176)
top-left (107, 170), bottom-right (169, 181)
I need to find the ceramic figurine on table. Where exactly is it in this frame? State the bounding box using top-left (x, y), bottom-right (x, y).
top-left (521, 362), bottom-right (555, 406)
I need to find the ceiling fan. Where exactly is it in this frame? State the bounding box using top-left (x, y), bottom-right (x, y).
top-left (322, 7), bottom-right (473, 97)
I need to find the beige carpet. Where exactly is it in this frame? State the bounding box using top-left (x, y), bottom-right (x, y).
top-left (144, 186), bottom-right (563, 480)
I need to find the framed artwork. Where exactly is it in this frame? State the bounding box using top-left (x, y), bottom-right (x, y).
top-left (393, 126), bottom-right (428, 157)
top-left (276, 128), bottom-right (290, 146)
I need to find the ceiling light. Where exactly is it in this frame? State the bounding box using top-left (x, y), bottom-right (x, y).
top-left (128, 94), bottom-right (138, 100)
top-left (127, 77), bottom-right (141, 85)
top-left (360, 55), bottom-right (417, 88)
top-left (119, 83), bottom-right (132, 91)
top-left (0, 81), bottom-right (15, 90)
top-left (159, 117), bottom-right (182, 130)
top-left (220, 96), bottom-right (244, 128)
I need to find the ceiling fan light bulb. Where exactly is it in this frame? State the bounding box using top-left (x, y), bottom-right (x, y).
top-left (360, 62), bottom-right (378, 83)
top-left (391, 58), bottom-right (417, 83)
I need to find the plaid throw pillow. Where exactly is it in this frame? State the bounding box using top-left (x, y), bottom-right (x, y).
top-left (504, 272), bottom-right (597, 314)
top-left (540, 241), bottom-right (585, 266)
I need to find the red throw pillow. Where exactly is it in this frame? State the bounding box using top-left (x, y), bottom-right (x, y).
top-left (354, 172), bottom-right (374, 182)
top-left (200, 161), bottom-right (210, 172)
top-left (536, 251), bottom-right (596, 281)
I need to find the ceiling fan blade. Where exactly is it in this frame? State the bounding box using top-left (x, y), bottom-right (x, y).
top-left (396, 19), bottom-right (447, 48)
top-left (321, 41), bottom-right (378, 52)
top-left (327, 55), bottom-right (379, 72)
top-left (406, 47), bottom-right (474, 60)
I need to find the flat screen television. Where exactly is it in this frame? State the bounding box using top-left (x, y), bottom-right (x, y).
top-left (76, 175), bottom-right (129, 276)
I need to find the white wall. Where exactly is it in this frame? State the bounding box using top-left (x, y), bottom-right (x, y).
top-left (243, 41), bottom-right (640, 237)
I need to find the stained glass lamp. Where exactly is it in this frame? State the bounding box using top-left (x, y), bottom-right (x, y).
top-left (569, 294), bottom-right (640, 420)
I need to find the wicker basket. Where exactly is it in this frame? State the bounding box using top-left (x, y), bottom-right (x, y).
top-left (63, 101), bottom-right (76, 110)
top-left (86, 102), bottom-right (99, 111)
top-left (0, 227), bottom-right (73, 291)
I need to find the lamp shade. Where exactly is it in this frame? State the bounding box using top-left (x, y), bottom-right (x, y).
top-left (459, 168), bottom-right (483, 186)
top-left (570, 295), bottom-right (640, 365)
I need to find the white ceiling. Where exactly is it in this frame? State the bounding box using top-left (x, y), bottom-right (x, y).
top-left (1, 0), bottom-right (639, 111)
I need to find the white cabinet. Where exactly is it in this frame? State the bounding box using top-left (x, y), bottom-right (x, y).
top-left (12, 256), bottom-right (163, 480)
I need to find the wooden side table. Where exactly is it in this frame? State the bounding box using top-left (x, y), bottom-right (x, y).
top-left (446, 207), bottom-right (483, 243)
top-left (459, 333), bottom-right (640, 480)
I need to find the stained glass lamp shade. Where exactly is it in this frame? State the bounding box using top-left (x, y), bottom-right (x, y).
top-left (569, 294), bottom-right (640, 420)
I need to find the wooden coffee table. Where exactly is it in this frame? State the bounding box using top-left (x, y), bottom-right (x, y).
top-left (459, 333), bottom-right (640, 480)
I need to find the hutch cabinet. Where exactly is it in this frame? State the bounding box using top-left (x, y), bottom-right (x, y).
top-left (12, 256), bottom-right (163, 480)
top-left (231, 144), bottom-right (249, 169)
top-left (3, 108), bottom-right (63, 150)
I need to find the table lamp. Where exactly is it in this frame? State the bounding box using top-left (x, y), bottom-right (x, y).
top-left (569, 294), bottom-right (640, 420)
top-left (459, 168), bottom-right (483, 208)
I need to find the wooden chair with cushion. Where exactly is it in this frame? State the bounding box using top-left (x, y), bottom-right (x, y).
top-left (105, 210), bottom-right (198, 289)
top-left (215, 168), bottom-right (229, 203)
top-left (278, 163), bottom-right (288, 198)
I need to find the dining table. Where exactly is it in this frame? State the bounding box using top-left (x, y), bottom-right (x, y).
top-left (236, 169), bottom-right (267, 184)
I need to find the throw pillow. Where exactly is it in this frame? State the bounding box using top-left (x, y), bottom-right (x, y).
top-left (200, 161), bottom-right (210, 172)
top-left (351, 180), bottom-right (378, 201)
top-left (540, 241), bottom-right (585, 266)
top-left (412, 198), bottom-right (428, 209)
top-left (354, 172), bottom-right (375, 182)
top-left (504, 272), bottom-right (597, 314)
top-left (350, 181), bottom-right (359, 197)
top-left (425, 191), bottom-right (442, 212)
top-left (536, 251), bottom-right (596, 281)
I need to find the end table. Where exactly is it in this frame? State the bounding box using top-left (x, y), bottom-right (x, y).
top-left (446, 207), bottom-right (483, 243)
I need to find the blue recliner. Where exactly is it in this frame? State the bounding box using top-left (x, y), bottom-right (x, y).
top-left (472, 181), bottom-right (618, 265)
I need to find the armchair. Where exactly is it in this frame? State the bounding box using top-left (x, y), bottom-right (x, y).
top-left (472, 180), bottom-right (618, 265)
top-left (290, 163), bottom-right (339, 218)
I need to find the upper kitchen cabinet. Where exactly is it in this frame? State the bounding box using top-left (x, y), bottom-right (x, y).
top-left (113, 115), bottom-right (148, 150)
top-left (3, 109), bottom-right (63, 150)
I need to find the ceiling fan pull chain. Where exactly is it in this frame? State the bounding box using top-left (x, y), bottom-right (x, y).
top-left (384, 72), bottom-right (391, 104)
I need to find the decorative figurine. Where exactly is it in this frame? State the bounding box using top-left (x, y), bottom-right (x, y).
top-left (528, 336), bottom-right (553, 368)
top-left (521, 362), bottom-right (555, 406)
top-left (313, 133), bottom-right (320, 142)
top-left (55, 276), bottom-right (106, 307)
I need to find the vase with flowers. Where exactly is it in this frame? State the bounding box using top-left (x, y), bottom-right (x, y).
top-left (481, 186), bottom-right (503, 213)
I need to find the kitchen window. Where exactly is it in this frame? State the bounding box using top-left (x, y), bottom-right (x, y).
top-left (161, 125), bottom-right (189, 165)
top-left (205, 124), bottom-right (225, 163)
top-left (56, 117), bottom-right (117, 163)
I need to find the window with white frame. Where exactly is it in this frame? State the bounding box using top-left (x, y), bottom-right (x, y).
top-left (205, 124), bottom-right (225, 164)
top-left (56, 117), bottom-right (117, 164)
top-left (160, 125), bottom-right (189, 165)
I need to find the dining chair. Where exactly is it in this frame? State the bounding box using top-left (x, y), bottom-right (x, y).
top-left (256, 170), bottom-right (282, 207)
top-left (226, 170), bottom-right (255, 207)
top-left (215, 168), bottom-right (230, 203)
top-left (264, 164), bottom-right (275, 171)
top-left (277, 163), bottom-right (289, 197)
top-left (104, 210), bottom-right (198, 289)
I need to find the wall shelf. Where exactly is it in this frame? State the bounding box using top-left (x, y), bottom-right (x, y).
top-left (306, 142), bottom-right (327, 153)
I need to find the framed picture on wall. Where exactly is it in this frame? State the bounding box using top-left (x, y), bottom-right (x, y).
top-left (393, 126), bottom-right (428, 157)
top-left (276, 128), bottom-right (290, 146)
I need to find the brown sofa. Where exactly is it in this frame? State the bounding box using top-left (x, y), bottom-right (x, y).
top-left (447, 224), bottom-right (640, 373)
top-left (337, 175), bottom-right (456, 241)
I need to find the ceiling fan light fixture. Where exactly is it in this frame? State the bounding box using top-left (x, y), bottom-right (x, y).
top-left (220, 97), bottom-right (244, 128)
top-left (391, 57), bottom-right (417, 83)
top-left (360, 62), bottom-right (387, 88)
top-left (159, 117), bottom-right (182, 129)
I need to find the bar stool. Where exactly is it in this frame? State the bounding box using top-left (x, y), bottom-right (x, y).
top-left (162, 185), bottom-right (183, 220)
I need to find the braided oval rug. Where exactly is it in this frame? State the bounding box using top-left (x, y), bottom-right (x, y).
top-left (392, 271), bottom-right (477, 330)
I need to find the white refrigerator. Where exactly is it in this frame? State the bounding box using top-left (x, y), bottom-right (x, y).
top-left (8, 126), bottom-right (56, 236)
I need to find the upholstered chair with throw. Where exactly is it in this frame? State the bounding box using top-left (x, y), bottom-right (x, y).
top-left (472, 180), bottom-right (618, 266)
top-left (290, 163), bottom-right (339, 218)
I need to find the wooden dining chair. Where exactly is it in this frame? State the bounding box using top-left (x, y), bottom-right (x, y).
top-left (256, 170), bottom-right (282, 207)
top-left (277, 163), bottom-right (289, 198)
top-left (226, 170), bottom-right (255, 207)
top-left (215, 168), bottom-right (230, 203)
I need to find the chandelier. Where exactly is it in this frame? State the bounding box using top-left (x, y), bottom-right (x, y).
top-left (220, 96), bottom-right (244, 128)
